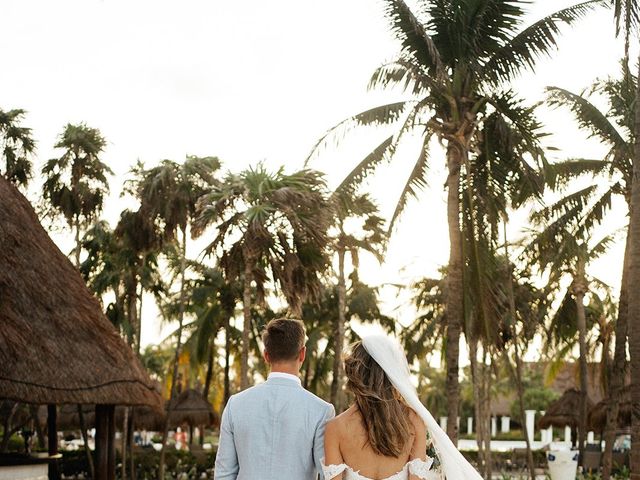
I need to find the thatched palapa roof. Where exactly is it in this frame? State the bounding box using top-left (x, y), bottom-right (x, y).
top-left (168, 389), bottom-right (218, 428)
top-left (538, 388), bottom-right (595, 429)
top-left (588, 385), bottom-right (632, 432)
top-left (0, 177), bottom-right (161, 408)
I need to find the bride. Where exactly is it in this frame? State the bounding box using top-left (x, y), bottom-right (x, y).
top-left (322, 335), bottom-right (483, 480)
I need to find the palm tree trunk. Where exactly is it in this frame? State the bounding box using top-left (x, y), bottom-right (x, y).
top-left (573, 261), bottom-right (589, 466)
top-left (330, 247), bottom-right (346, 412)
top-left (482, 348), bottom-right (492, 480)
top-left (127, 409), bottom-right (136, 480)
top-left (127, 276), bottom-right (139, 350)
top-left (502, 225), bottom-right (536, 479)
top-left (602, 229), bottom-right (630, 480)
top-left (77, 406), bottom-right (95, 479)
top-left (121, 408), bottom-right (128, 480)
top-left (203, 343), bottom-right (215, 401)
top-left (469, 339), bottom-right (485, 474)
top-left (158, 228), bottom-right (189, 479)
top-left (223, 315), bottom-right (231, 406)
top-left (445, 143), bottom-right (464, 443)
top-left (74, 215), bottom-right (81, 268)
top-left (508, 346), bottom-right (536, 479)
top-left (628, 52), bottom-right (640, 480)
top-left (73, 220), bottom-right (95, 479)
top-left (241, 261), bottom-right (253, 390)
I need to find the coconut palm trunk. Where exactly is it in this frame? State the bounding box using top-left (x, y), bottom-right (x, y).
top-left (331, 247), bottom-right (347, 411)
top-left (223, 315), bottom-right (231, 406)
top-left (70, 235), bottom-right (95, 479)
top-left (502, 227), bottom-right (536, 479)
top-left (241, 260), bottom-right (254, 391)
top-left (469, 339), bottom-right (486, 474)
top-left (482, 349), bottom-right (493, 480)
top-left (512, 347), bottom-right (536, 479)
top-left (629, 53), bottom-right (640, 480)
top-left (603, 231), bottom-right (630, 480)
top-left (572, 258), bottom-right (589, 465)
top-left (158, 228), bottom-right (189, 479)
top-left (204, 343), bottom-right (215, 401)
top-left (445, 143), bottom-right (464, 443)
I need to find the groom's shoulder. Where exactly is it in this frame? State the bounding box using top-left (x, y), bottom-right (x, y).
top-left (300, 387), bottom-right (332, 409)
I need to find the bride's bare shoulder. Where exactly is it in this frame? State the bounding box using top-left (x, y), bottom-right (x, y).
top-left (326, 405), bottom-right (360, 435)
top-left (408, 409), bottom-right (426, 436)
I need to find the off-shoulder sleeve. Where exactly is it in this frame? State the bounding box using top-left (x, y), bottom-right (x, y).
top-left (408, 457), bottom-right (441, 479)
top-left (322, 462), bottom-right (348, 480)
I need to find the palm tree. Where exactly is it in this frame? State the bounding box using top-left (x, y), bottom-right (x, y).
top-left (81, 211), bottom-right (165, 479)
top-left (306, 0), bottom-right (598, 441)
top-left (194, 164), bottom-right (331, 390)
top-left (528, 219), bottom-right (615, 463)
top-left (41, 123), bottom-right (111, 267)
top-left (541, 65), bottom-right (635, 477)
top-left (81, 211), bottom-right (164, 350)
top-left (175, 262), bottom-right (238, 405)
top-left (329, 191), bottom-right (387, 411)
top-left (0, 108), bottom-right (36, 187)
top-left (40, 122), bottom-right (111, 476)
top-left (129, 155), bottom-right (221, 479)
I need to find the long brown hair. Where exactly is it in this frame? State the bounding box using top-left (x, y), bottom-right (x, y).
top-left (344, 341), bottom-right (412, 457)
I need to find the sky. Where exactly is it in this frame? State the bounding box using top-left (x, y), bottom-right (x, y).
top-left (0, 0), bottom-right (630, 360)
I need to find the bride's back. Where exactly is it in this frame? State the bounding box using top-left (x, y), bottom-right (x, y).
top-left (323, 342), bottom-right (428, 480)
top-left (325, 405), bottom-right (425, 479)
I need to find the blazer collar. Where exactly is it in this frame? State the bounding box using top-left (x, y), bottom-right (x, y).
top-left (267, 372), bottom-right (302, 387)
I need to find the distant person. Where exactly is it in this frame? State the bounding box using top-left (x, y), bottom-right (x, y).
top-left (214, 318), bottom-right (334, 480)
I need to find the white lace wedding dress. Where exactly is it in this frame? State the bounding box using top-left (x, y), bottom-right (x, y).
top-left (322, 457), bottom-right (441, 480)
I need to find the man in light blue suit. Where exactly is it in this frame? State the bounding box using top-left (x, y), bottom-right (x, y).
top-left (214, 318), bottom-right (335, 480)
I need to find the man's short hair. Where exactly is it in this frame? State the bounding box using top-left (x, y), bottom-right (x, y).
top-left (262, 318), bottom-right (306, 362)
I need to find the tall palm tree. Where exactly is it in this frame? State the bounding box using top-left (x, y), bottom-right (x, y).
top-left (173, 262), bottom-right (238, 404)
top-left (81, 211), bottom-right (164, 350)
top-left (81, 211), bottom-right (165, 480)
top-left (329, 191), bottom-right (387, 411)
top-left (41, 123), bottom-right (111, 266)
top-left (41, 122), bottom-right (111, 477)
top-left (615, 11), bottom-right (640, 479)
top-left (306, 0), bottom-right (598, 440)
top-left (528, 220), bottom-right (615, 463)
top-left (129, 155), bottom-right (221, 479)
top-left (0, 108), bottom-right (35, 187)
top-left (540, 65), bottom-right (634, 478)
top-left (194, 164), bottom-right (331, 390)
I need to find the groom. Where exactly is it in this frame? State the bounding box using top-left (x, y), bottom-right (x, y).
top-left (214, 318), bottom-right (335, 480)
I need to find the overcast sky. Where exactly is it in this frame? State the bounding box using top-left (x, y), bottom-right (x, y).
top-left (1, 0), bottom-right (630, 357)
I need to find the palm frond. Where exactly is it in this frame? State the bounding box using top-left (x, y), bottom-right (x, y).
top-left (389, 133), bottom-right (433, 231)
top-left (545, 158), bottom-right (610, 191)
top-left (334, 135), bottom-right (394, 194)
top-left (482, 0), bottom-right (605, 83)
top-left (546, 86), bottom-right (627, 148)
top-left (304, 102), bottom-right (411, 165)
top-left (381, 0), bottom-right (445, 78)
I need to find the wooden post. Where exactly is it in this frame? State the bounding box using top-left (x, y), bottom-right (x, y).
top-left (107, 405), bottom-right (116, 480)
top-left (95, 405), bottom-right (108, 480)
top-left (47, 404), bottom-right (60, 480)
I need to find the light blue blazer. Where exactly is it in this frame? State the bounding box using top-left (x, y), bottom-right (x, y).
top-left (214, 376), bottom-right (335, 480)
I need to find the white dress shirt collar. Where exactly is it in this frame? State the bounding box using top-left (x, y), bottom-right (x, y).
top-left (267, 371), bottom-right (302, 385)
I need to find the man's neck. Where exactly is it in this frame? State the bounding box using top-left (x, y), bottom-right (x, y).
top-left (269, 364), bottom-right (300, 377)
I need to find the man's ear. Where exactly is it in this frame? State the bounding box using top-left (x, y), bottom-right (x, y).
top-left (298, 346), bottom-right (306, 363)
top-left (264, 350), bottom-right (271, 364)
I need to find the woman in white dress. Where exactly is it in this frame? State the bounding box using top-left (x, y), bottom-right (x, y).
top-left (323, 336), bottom-right (483, 480)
